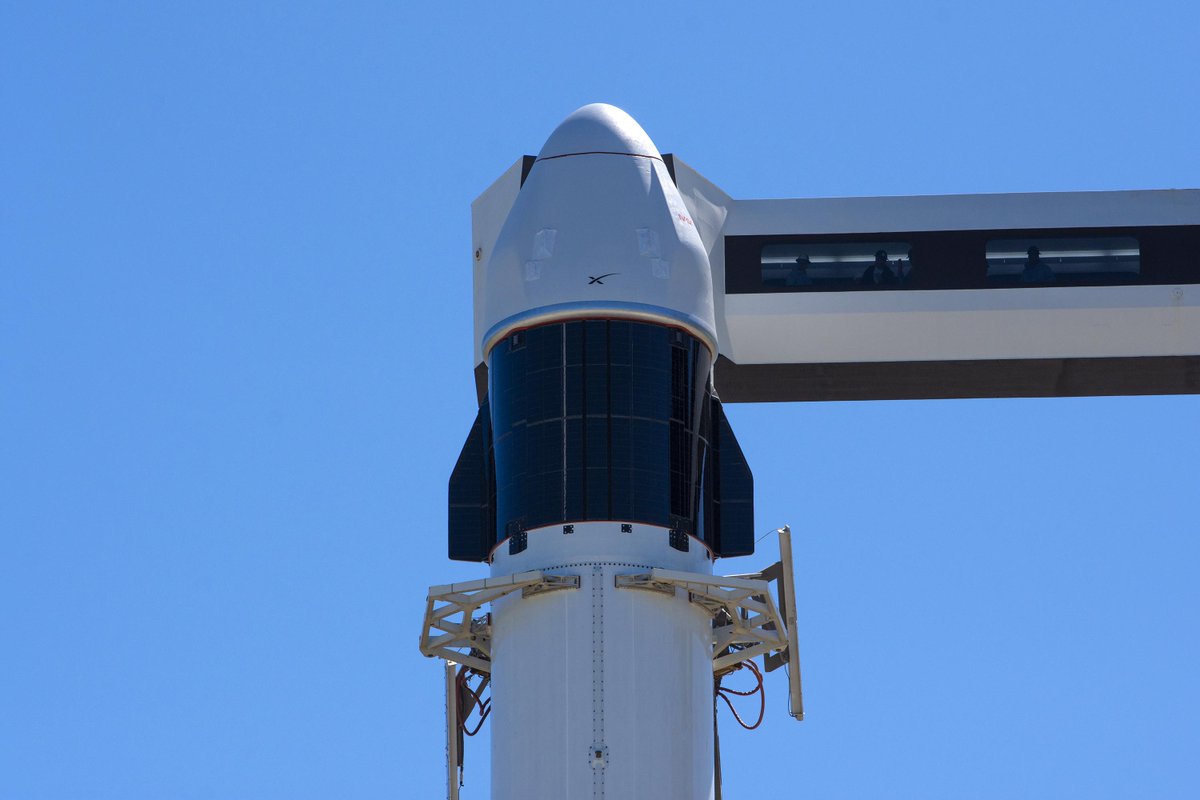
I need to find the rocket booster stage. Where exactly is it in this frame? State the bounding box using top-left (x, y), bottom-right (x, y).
top-left (445, 105), bottom-right (756, 800)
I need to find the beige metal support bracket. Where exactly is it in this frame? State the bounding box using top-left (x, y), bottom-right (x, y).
top-left (615, 569), bottom-right (787, 672)
top-left (726, 526), bottom-right (804, 720)
top-left (616, 525), bottom-right (805, 721)
top-left (419, 571), bottom-right (580, 673)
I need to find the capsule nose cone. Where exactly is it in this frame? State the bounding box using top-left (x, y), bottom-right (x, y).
top-left (537, 103), bottom-right (661, 160)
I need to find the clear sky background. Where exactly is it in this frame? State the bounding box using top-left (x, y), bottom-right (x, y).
top-left (3, 2), bottom-right (1199, 798)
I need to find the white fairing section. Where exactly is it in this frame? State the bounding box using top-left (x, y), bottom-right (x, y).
top-left (471, 158), bottom-right (527, 367)
top-left (480, 104), bottom-right (717, 357)
top-left (489, 523), bottom-right (715, 800)
top-left (671, 158), bottom-right (734, 362)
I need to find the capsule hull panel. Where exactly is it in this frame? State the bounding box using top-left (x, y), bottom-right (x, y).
top-left (481, 105), bottom-right (717, 358)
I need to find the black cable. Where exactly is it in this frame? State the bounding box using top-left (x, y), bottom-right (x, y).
top-left (715, 660), bottom-right (765, 730)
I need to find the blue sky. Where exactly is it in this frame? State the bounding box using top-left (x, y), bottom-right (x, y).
top-left (3, 2), bottom-right (1198, 797)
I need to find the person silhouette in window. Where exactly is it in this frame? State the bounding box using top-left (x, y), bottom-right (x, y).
top-left (896, 248), bottom-right (915, 285)
top-left (1021, 246), bottom-right (1056, 284)
top-left (786, 255), bottom-right (813, 286)
top-left (860, 250), bottom-right (896, 287)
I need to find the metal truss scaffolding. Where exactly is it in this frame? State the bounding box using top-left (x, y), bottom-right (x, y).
top-left (419, 570), bottom-right (581, 673)
top-left (614, 569), bottom-right (787, 671)
top-left (615, 526), bottom-right (805, 720)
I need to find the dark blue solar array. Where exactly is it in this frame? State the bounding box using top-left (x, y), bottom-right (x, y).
top-left (448, 319), bottom-right (755, 561)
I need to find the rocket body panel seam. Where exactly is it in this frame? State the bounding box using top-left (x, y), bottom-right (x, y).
top-left (591, 566), bottom-right (606, 798)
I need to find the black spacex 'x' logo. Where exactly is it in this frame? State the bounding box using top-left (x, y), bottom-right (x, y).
top-left (588, 273), bottom-right (619, 285)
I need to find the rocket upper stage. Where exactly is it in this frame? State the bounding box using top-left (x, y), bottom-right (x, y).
top-left (480, 104), bottom-right (718, 358)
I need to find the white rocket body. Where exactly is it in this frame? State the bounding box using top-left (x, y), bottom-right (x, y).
top-left (447, 105), bottom-right (754, 800)
top-left (487, 105), bottom-right (718, 800)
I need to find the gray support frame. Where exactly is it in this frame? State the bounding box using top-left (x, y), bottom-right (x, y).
top-left (715, 354), bottom-right (1200, 403)
top-left (445, 662), bottom-right (460, 800)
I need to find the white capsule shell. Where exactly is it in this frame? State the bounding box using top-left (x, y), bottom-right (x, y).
top-left (481, 104), bottom-right (717, 357)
